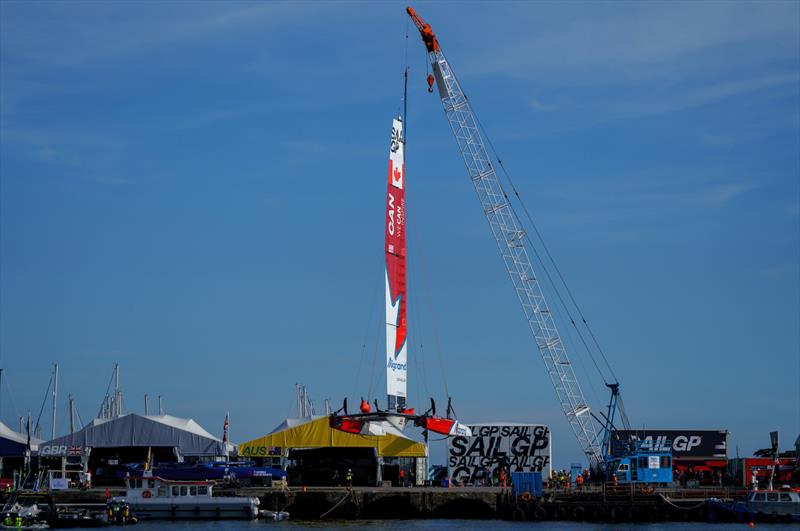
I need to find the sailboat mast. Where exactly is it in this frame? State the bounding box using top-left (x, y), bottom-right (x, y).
top-left (385, 116), bottom-right (408, 413)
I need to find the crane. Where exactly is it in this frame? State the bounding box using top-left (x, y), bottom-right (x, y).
top-left (407, 6), bottom-right (607, 467)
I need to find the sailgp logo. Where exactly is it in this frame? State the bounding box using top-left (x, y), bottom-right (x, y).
top-left (387, 358), bottom-right (407, 371)
top-left (390, 126), bottom-right (401, 153)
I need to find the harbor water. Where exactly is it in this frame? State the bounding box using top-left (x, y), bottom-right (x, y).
top-left (131, 521), bottom-right (798, 530)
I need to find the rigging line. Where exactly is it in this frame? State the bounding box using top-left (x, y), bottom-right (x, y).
top-left (475, 118), bottom-right (619, 384)
top-left (2, 375), bottom-right (21, 423)
top-left (355, 263), bottom-right (381, 393)
top-left (34, 375), bottom-right (52, 433)
top-left (403, 15), bottom-right (410, 132)
top-left (403, 154), bottom-right (447, 400)
top-left (98, 367), bottom-right (116, 418)
top-left (407, 253), bottom-right (427, 403)
top-left (405, 191), bottom-right (449, 399)
top-left (406, 237), bottom-right (431, 401)
top-left (467, 104), bottom-right (615, 384)
top-left (418, 344), bottom-right (431, 399)
top-left (367, 310), bottom-right (381, 402)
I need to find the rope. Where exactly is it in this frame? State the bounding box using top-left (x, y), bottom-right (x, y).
top-left (659, 493), bottom-right (707, 510)
top-left (319, 487), bottom-right (356, 519)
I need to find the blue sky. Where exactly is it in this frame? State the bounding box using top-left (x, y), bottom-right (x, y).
top-left (1, 1), bottom-right (798, 466)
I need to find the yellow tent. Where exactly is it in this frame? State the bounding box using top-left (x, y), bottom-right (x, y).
top-left (239, 416), bottom-right (426, 458)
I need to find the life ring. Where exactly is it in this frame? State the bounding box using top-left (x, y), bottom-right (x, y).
top-left (142, 490), bottom-right (152, 499)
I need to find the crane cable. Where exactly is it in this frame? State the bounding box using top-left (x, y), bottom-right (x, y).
top-left (403, 16), bottom-right (451, 402)
top-left (468, 101), bottom-right (619, 386)
top-left (433, 49), bottom-right (620, 416)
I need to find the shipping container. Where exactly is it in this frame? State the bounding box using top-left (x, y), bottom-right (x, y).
top-left (511, 471), bottom-right (542, 498)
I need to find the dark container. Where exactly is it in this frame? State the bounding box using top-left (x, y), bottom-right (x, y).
top-left (511, 471), bottom-right (542, 498)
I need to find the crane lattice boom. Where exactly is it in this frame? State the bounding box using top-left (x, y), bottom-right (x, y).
top-left (407, 7), bottom-right (603, 466)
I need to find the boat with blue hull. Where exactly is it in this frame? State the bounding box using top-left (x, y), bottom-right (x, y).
top-left (708, 489), bottom-right (800, 523)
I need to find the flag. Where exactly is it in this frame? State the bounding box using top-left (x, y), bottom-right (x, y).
top-left (222, 413), bottom-right (229, 445)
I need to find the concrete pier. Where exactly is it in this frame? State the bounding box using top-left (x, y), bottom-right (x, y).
top-left (2, 485), bottom-right (745, 522)
top-left (247, 486), bottom-right (508, 520)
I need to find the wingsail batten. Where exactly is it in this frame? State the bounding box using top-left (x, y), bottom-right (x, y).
top-left (385, 117), bottom-right (407, 411)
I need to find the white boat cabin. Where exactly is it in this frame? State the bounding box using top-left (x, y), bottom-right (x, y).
top-left (747, 490), bottom-right (799, 503)
top-left (124, 476), bottom-right (215, 499)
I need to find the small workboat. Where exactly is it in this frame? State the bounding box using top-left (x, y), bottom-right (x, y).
top-left (709, 489), bottom-right (800, 523)
top-left (259, 510), bottom-right (289, 521)
top-left (113, 475), bottom-right (259, 520)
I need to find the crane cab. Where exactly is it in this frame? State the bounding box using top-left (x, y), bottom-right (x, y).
top-left (607, 443), bottom-right (673, 484)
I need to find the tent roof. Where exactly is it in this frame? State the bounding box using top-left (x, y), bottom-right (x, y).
top-left (88, 414), bottom-right (219, 440)
top-left (0, 420), bottom-right (41, 455)
top-left (268, 415), bottom-right (326, 434)
top-left (39, 413), bottom-right (230, 456)
top-left (239, 416), bottom-right (427, 458)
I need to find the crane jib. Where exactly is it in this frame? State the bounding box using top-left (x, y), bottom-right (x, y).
top-left (407, 7), bottom-right (604, 467)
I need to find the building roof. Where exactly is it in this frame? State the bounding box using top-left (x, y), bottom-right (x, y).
top-left (39, 413), bottom-right (231, 456)
top-left (239, 416), bottom-right (427, 458)
top-left (0, 420), bottom-right (41, 456)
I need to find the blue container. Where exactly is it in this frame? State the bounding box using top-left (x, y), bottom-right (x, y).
top-left (511, 472), bottom-right (542, 498)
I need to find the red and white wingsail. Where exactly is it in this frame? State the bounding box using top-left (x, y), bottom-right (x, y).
top-left (386, 117), bottom-right (408, 412)
top-left (327, 116), bottom-right (471, 440)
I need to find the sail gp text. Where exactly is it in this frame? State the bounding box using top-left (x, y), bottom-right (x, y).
top-left (448, 425), bottom-right (551, 483)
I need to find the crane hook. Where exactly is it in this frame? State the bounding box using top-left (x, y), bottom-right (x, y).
top-left (427, 74), bottom-right (435, 93)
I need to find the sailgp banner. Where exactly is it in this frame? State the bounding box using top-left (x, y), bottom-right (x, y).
top-left (385, 117), bottom-right (407, 401)
top-left (610, 430), bottom-right (728, 459)
top-left (447, 424), bottom-right (551, 485)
